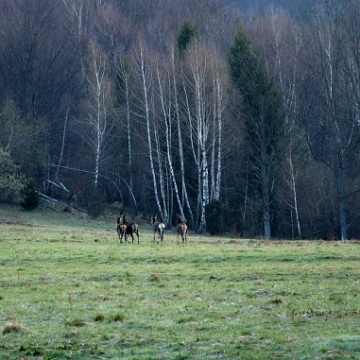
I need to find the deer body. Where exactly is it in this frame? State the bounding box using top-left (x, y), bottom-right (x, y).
top-left (123, 215), bottom-right (140, 244)
top-left (176, 215), bottom-right (188, 244)
top-left (150, 216), bottom-right (165, 243)
top-left (116, 216), bottom-right (127, 243)
top-left (116, 215), bottom-right (139, 244)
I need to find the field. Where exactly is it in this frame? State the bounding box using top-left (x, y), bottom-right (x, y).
top-left (0, 205), bottom-right (360, 359)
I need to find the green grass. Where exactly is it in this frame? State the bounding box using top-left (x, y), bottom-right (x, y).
top-left (0, 205), bottom-right (360, 359)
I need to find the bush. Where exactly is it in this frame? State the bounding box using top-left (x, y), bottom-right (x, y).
top-left (205, 199), bottom-right (224, 235)
top-left (87, 187), bottom-right (104, 218)
top-left (0, 148), bottom-right (26, 203)
top-left (20, 179), bottom-right (39, 210)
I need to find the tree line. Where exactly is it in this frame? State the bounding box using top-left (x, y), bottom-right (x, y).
top-left (1, 0), bottom-right (360, 240)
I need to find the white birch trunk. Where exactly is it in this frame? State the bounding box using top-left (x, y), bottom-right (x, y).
top-left (288, 153), bottom-right (301, 238)
top-left (156, 65), bottom-right (185, 219)
top-left (269, 11), bottom-right (302, 239)
top-left (77, 42), bottom-right (110, 189)
top-left (117, 59), bottom-right (133, 192)
top-left (214, 72), bottom-right (223, 200)
top-left (170, 47), bottom-right (194, 225)
top-left (191, 45), bottom-right (209, 233)
top-left (136, 43), bottom-right (166, 223)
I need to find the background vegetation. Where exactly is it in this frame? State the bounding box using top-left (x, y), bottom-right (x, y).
top-left (1, 0), bottom-right (360, 240)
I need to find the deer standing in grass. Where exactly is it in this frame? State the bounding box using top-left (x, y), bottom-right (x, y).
top-left (116, 216), bottom-right (127, 243)
top-left (176, 215), bottom-right (188, 244)
top-left (123, 214), bottom-right (140, 243)
top-left (150, 215), bottom-right (165, 243)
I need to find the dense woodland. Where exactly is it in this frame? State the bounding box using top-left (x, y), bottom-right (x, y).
top-left (1, 0), bottom-right (360, 240)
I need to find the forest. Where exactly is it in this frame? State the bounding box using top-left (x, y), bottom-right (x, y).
top-left (1, 0), bottom-right (360, 240)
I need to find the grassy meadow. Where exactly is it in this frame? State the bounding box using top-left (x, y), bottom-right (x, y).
top-left (0, 204), bottom-right (360, 359)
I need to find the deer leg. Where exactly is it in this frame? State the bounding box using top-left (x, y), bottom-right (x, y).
top-left (117, 229), bottom-right (123, 244)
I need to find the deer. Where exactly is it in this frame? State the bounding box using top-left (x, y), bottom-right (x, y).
top-left (176, 214), bottom-right (188, 244)
top-left (116, 216), bottom-right (127, 243)
top-left (122, 214), bottom-right (140, 244)
top-left (150, 215), bottom-right (166, 243)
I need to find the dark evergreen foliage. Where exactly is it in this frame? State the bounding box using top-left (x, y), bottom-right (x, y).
top-left (177, 20), bottom-right (201, 53)
top-left (20, 179), bottom-right (39, 211)
top-left (205, 199), bottom-right (224, 235)
top-left (228, 24), bottom-right (286, 239)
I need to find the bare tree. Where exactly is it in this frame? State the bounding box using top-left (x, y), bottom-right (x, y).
top-left (180, 40), bottom-right (227, 232)
top-left (135, 40), bottom-right (169, 224)
top-left (168, 46), bottom-right (195, 226)
top-left (250, 8), bottom-right (304, 238)
top-left (302, 0), bottom-right (360, 240)
top-left (181, 41), bottom-right (211, 233)
top-left (116, 57), bottom-right (134, 193)
top-left (77, 40), bottom-right (113, 188)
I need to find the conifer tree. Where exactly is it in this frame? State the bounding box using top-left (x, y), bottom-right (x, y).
top-left (229, 24), bottom-right (285, 240)
top-left (177, 20), bottom-right (200, 53)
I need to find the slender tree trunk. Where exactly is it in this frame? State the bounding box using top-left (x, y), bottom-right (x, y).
top-left (153, 125), bottom-right (169, 222)
top-left (120, 62), bottom-right (133, 192)
top-left (288, 153), bottom-right (301, 238)
top-left (336, 157), bottom-right (347, 240)
top-left (260, 110), bottom-right (271, 240)
top-left (53, 107), bottom-right (68, 183)
top-left (214, 73), bottom-right (223, 200)
top-left (170, 48), bottom-right (194, 226)
top-left (78, 42), bottom-right (110, 189)
top-left (156, 65), bottom-right (185, 219)
top-left (138, 45), bottom-right (163, 221)
top-left (194, 66), bottom-right (208, 233)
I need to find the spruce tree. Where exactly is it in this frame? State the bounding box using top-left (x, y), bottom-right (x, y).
top-left (228, 25), bottom-right (285, 240)
top-left (177, 20), bottom-right (200, 53)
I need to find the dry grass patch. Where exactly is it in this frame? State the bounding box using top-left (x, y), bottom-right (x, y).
top-left (2, 322), bottom-right (28, 334)
top-left (66, 319), bottom-right (93, 327)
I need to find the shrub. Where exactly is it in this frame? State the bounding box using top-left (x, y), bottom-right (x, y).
top-left (0, 148), bottom-right (26, 203)
top-left (20, 178), bottom-right (39, 210)
top-left (87, 186), bottom-right (104, 218)
top-left (205, 199), bottom-right (224, 235)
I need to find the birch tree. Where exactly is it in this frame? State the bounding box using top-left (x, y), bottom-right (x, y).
top-left (135, 41), bottom-right (169, 225)
top-left (209, 47), bottom-right (227, 202)
top-left (116, 57), bottom-right (134, 192)
top-left (78, 41), bottom-right (113, 188)
top-left (62, 0), bottom-right (90, 44)
top-left (155, 61), bottom-right (185, 220)
top-left (170, 45), bottom-right (195, 227)
top-left (182, 40), bottom-right (211, 233)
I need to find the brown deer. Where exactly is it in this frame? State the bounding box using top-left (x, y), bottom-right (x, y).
top-left (123, 214), bottom-right (140, 244)
top-left (150, 215), bottom-right (165, 243)
top-left (176, 215), bottom-right (188, 244)
top-left (116, 216), bottom-right (127, 243)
